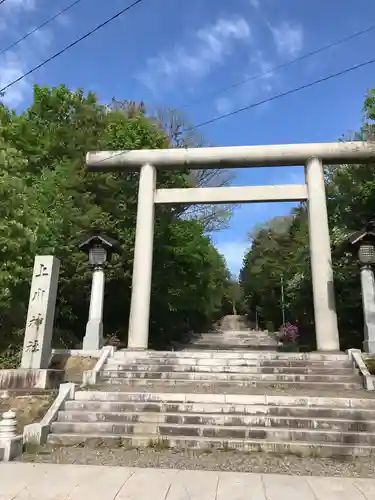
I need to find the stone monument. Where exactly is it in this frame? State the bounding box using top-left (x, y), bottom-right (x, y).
top-left (21, 255), bottom-right (60, 369)
top-left (0, 255), bottom-right (63, 389)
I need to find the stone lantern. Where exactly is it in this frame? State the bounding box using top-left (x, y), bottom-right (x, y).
top-left (79, 232), bottom-right (120, 350)
top-left (348, 221), bottom-right (375, 353)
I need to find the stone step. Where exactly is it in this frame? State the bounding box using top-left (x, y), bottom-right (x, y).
top-left (49, 420), bottom-right (375, 445)
top-left (104, 364), bottom-right (355, 375)
top-left (196, 333), bottom-right (274, 337)
top-left (46, 433), bottom-right (375, 457)
top-left (64, 400), bottom-right (375, 419)
top-left (113, 351), bottom-right (348, 361)
top-left (192, 334), bottom-right (273, 337)
top-left (56, 410), bottom-right (375, 432)
top-left (101, 370), bottom-right (358, 384)
top-left (192, 339), bottom-right (276, 344)
top-left (190, 340), bottom-right (276, 343)
top-left (195, 331), bottom-right (268, 336)
top-left (107, 357), bottom-right (352, 368)
top-left (75, 387), bottom-right (375, 410)
top-left (190, 343), bottom-right (277, 346)
top-left (192, 336), bottom-right (277, 341)
top-left (185, 345), bottom-right (279, 351)
top-left (93, 383), bottom-right (372, 396)
top-left (188, 346), bottom-right (279, 350)
top-left (99, 376), bottom-right (362, 391)
top-left (188, 343), bottom-right (279, 347)
top-left (192, 334), bottom-right (275, 338)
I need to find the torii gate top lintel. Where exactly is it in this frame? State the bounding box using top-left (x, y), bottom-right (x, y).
top-left (86, 141), bottom-right (375, 172)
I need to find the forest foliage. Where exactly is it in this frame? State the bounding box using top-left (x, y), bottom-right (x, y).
top-left (0, 85), bottom-right (232, 366)
top-left (240, 89), bottom-right (375, 350)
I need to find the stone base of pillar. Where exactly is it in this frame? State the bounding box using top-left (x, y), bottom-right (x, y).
top-left (363, 340), bottom-right (375, 354)
top-left (82, 320), bottom-right (103, 350)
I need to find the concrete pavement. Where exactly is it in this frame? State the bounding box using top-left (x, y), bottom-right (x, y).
top-left (1, 463), bottom-right (375, 499)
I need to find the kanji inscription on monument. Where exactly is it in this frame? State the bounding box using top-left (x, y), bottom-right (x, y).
top-left (21, 255), bottom-right (60, 369)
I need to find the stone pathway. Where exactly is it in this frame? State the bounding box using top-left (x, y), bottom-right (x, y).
top-left (20, 446), bottom-right (375, 477)
top-left (2, 462), bottom-right (375, 499)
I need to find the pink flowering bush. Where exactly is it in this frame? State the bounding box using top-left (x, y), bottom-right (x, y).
top-left (277, 322), bottom-right (299, 344)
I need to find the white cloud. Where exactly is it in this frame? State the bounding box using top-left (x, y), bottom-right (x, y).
top-left (0, 9), bottom-right (54, 107)
top-left (3, 0), bottom-right (36, 10)
top-left (215, 96), bottom-right (232, 115)
top-left (137, 16), bottom-right (251, 94)
top-left (214, 50), bottom-right (277, 114)
top-left (250, 50), bottom-right (276, 92)
top-left (56, 13), bottom-right (72, 27)
top-left (249, 0), bottom-right (260, 9)
top-left (0, 53), bottom-right (29, 107)
top-left (269, 21), bottom-right (303, 57)
top-left (30, 27), bottom-right (53, 50)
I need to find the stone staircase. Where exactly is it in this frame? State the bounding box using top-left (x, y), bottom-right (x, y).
top-left (188, 330), bottom-right (279, 351)
top-left (49, 389), bottom-right (375, 457)
top-left (173, 316), bottom-right (279, 351)
top-left (46, 343), bottom-right (375, 457)
top-left (98, 350), bottom-right (361, 392)
top-left (44, 316), bottom-right (375, 457)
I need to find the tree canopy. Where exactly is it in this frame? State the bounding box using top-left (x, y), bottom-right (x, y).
top-left (0, 85), bottom-right (231, 365)
top-left (107, 101), bottom-right (235, 232)
top-left (240, 88), bottom-right (375, 351)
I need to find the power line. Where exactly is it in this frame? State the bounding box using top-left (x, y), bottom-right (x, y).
top-left (180, 24), bottom-right (375, 110)
top-left (88, 55), bottom-right (375, 169)
top-left (187, 57), bottom-right (375, 132)
top-left (0, 0), bottom-right (7, 5)
top-left (0, 0), bottom-right (85, 57)
top-left (0, 0), bottom-right (145, 95)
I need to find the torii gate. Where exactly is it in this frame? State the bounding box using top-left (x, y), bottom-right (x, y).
top-left (87, 141), bottom-right (375, 351)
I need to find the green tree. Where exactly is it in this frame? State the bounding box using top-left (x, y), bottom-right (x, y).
top-left (240, 88), bottom-right (375, 351)
top-left (146, 104), bottom-right (235, 231)
top-left (222, 276), bottom-right (245, 316)
top-left (0, 85), bottom-right (230, 365)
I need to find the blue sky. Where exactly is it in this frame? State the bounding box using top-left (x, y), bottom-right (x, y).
top-left (1, 0), bottom-right (375, 275)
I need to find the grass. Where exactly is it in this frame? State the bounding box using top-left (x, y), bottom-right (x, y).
top-left (365, 358), bottom-right (375, 375)
top-left (147, 438), bottom-right (170, 450)
top-left (0, 392), bottom-right (56, 433)
top-left (0, 354), bottom-right (95, 435)
top-left (49, 355), bottom-right (97, 383)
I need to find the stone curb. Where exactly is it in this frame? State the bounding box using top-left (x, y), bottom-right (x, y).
top-left (23, 383), bottom-right (76, 446)
top-left (82, 346), bottom-right (114, 386)
top-left (347, 349), bottom-right (375, 391)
